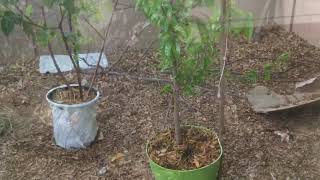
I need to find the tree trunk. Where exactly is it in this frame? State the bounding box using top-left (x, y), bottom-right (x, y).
top-left (218, 2), bottom-right (228, 180)
top-left (219, 0), bottom-right (228, 140)
top-left (218, 85), bottom-right (225, 138)
top-left (172, 59), bottom-right (182, 145)
top-left (41, 6), bottom-right (69, 89)
top-left (31, 31), bottom-right (39, 58)
top-left (48, 43), bottom-right (70, 89)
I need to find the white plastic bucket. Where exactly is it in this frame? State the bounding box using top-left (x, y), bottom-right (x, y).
top-left (46, 84), bottom-right (100, 149)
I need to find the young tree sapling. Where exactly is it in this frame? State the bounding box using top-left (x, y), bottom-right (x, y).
top-left (136, 0), bottom-right (221, 145)
top-left (0, 0), bottom-right (113, 102)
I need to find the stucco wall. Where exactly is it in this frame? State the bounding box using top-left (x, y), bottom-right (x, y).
top-left (112, 0), bottom-right (320, 47)
top-left (1, 0), bottom-right (320, 58)
top-left (237, 0), bottom-right (320, 46)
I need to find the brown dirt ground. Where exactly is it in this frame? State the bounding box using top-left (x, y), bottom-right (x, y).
top-left (1, 26), bottom-right (320, 179)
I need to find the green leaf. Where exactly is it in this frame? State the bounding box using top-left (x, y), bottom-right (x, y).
top-left (161, 84), bottom-right (173, 95)
top-left (175, 41), bottom-right (181, 57)
top-left (273, 52), bottom-right (290, 72)
top-left (263, 64), bottom-right (272, 81)
top-left (62, 0), bottom-right (77, 14)
top-left (164, 40), bottom-right (173, 58)
top-left (0, 0), bottom-right (19, 5)
top-left (36, 29), bottom-right (50, 47)
top-left (1, 11), bottom-right (16, 36)
top-left (22, 20), bottom-right (33, 36)
top-left (25, 4), bottom-right (33, 17)
top-left (277, 52), bottom-right (289, 62)
top-left (136, 0), bottom-right (219, 96)
top-left (42, 0), bottom-right (56, 7)
top-left (229, 2), bottom-right (254, 40)
top-left (243, 70), bottom-right (258, 84)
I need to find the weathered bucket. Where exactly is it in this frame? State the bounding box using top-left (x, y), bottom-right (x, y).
top-left (46, 84), bottom-right (100, 149)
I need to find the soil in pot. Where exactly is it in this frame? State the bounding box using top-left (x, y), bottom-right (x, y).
top-left (51, 87), bottom-right (96, 104)
top-left (148, 126), bottom-right (221, 170)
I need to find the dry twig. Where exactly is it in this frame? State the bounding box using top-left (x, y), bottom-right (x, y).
top-left (87, 0), bottom-right (119, 95)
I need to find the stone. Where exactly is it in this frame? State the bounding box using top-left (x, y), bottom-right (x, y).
top-left (98, 166), bottom-right (108, 176)
top-left (247, 83), bottom-right (320, 113)
top-left (39, 53), bottom-right (108, 74)
top-left (246, 86), bottom-right (287, 112)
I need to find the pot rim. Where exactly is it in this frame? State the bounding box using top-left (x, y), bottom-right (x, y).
top-left (146, 125), bottom-right (223, 173)
top-left (46, 84), bottom-right (100, 108)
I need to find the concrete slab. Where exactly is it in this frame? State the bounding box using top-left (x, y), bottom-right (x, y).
top-left (39, 53), bottom-right (108, 74)
top-left (247, 77), bottom-right (320, 113)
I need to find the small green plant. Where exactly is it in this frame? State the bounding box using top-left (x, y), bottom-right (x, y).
top-left (273, 52), bottom-right (290, 72)
top-left (229, 0), bottom-right (254, 40)
top-left (263, 63), bottom-right (272, 81)
top-left (263, 52), bottom-right (290, 81)
top-left (241, 52), bottom-right (290, 83)
top-left (242, 69), bottom-right (259, 84)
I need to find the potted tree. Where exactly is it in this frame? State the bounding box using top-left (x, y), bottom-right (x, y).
top-left (0, 0), bottom-right (111, 149)
top-left (136, 0), bottom-right (224, 179)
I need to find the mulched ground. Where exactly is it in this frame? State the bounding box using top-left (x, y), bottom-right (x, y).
top-left (1, 26), bottom-right (320, 179)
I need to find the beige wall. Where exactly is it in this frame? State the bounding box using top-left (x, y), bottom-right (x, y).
top-left (237, 0), bottom-right (320, 46)
top-left (2, 0), bottom-right (320, 58)
top-left (237, 0), bottom-right (320, 25)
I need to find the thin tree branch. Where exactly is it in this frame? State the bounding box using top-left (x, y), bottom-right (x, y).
top-left (107, 22), bottom-right (151, 71)
top-left (87, 29), bottom-right (108, 96)
top-left (217, 37), bottom-right (228, 99)
top-left (289, 0), bottom-right (297, 32)
top-left (82, 17), bottom-right (104, 39)
top-left (108, 71), bottom-right (172, 84)
top-left (115, 6), bottom-right (134, 11)
top-left (128, 39), bottom-right (157, 73)
top-left (14, 5), bottom-right (58, 30)
top-left (117, 2), bottom-right (132, 7)
top-left (67, 12), bottom-right (84, 99)
top-left (80, 57), bottom-right (104, 70)
top-left (87, 0), bottom-right (119, 95)
top-left (47, 43), bottom-right (71, 89)
top-left (22, 0), bottom-right (38, 57)
top-left (82, 70), bottom-right (172, 84)
top-left (41, 6), bottom-right (70, 89)
top-left (57, 6), bottom-right (84, 99)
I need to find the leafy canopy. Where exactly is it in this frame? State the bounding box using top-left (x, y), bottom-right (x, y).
top-left (136, 0), bottom-right (253, 95)
top-left (0, 0), bottom-right (105, 52)
top-left (137, 0), bottom-right (221, 95)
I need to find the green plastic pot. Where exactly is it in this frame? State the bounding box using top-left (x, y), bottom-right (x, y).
top-left (146, 126), bottom-right (223, 180)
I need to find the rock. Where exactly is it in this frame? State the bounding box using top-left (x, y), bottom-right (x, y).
top-left (0, 66), bottom-right (4, 72)
top-left (274, 130), bottom-right (293, 143)
top-left (98, 131), bottom-right (104, 141)
top-left (39, 53), bottom-right (109, 74)
top-left (247, 85), bottom-right (320, 113)
top-left (98, 166), bottom-right (108, 176)
top-left (246, 86), bottom-right (287, 112)
top-left (81, 79), bottom-right (89, 87)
